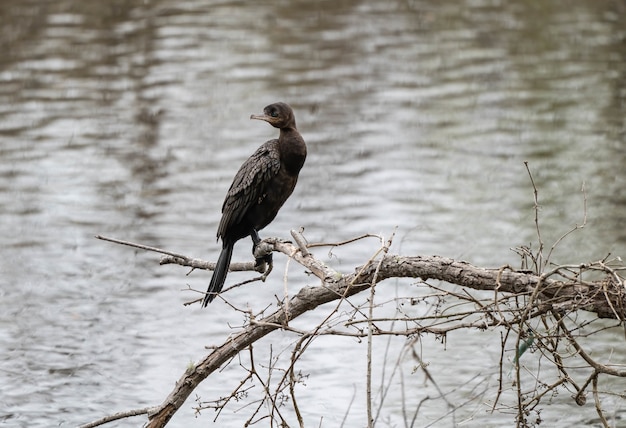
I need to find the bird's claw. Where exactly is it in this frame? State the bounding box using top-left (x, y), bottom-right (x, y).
top-left (253, 241), bottom-right (273, 279)
top-left (260, 259), bottom-right (273, 282)
top-left (254, 253), bottom-right (273, 281)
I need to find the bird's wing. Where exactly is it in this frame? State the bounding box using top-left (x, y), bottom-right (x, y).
top-left (217, 139), bottom-right (281, 238)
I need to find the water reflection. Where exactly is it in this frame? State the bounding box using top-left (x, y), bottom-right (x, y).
top-left (0, 0), bottom-right (625, 427)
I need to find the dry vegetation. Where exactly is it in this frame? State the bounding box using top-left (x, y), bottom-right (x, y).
top-left (85, 168), bottom-right (626, 428)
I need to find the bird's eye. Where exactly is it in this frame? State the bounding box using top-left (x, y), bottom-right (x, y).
top-left (270, 111), bottom-right (279, 118)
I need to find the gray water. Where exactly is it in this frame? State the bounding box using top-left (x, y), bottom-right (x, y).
top-left (1, 0), bottom-right (625, 427)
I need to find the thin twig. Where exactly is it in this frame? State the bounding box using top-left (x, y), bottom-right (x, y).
top-left (524, 162), bottom-right (544, 272)
top-left (543, 181), bottom-right (588, 268)
top-left (95, 235), bottom-right (189, 259)
top-left (366, 231), bottom-right (395, 428)
top-left (77, 407), bottom-right (154, 428)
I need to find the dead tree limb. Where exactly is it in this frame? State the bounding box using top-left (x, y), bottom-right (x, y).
top-left (145, 236), bottom-right (625, 427)
top-left (88, 232), bottom-right (626, 428)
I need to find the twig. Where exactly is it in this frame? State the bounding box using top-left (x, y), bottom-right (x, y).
top-left (306, 233), bottom-right (382, 248)
top-left (543, 181), bottom-right (588, 268)
top-left (291, 228), bottom-right (310, 257)
top-left (95, 235), bottom-right (188, 259)
top-left (592, 373), bottom-right (610, 428)
top-left (78, 407), bottom-right (154, 428)
top-left (367, 230), bottom-right (395, 427)
top-left (524, 162), bottom-right (544, 272)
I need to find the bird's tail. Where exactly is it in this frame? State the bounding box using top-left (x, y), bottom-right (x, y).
top-left (202, 241), bottom-right (234, 307)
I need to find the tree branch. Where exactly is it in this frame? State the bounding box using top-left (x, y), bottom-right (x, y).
top-left (148, 239), bottom-right (626, 426)
top-left (86, 232), bottom-right (626, 427)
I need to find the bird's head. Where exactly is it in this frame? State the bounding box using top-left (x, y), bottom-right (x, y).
top-left (250, 102), bottom-right (296, 129)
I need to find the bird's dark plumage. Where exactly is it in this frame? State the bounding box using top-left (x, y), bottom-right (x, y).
top-left (202, 102), bottom-right (306, 306)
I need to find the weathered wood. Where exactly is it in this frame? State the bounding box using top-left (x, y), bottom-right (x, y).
top-left (144, 240), bottom-right (625, 427)
top-left (90, 233), bottom-right (626, 428)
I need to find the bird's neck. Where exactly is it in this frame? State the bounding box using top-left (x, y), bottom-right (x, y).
top-left (278, 127), bottom-right (307, 175)
top-left (279, 125), bottom-right (297, 136)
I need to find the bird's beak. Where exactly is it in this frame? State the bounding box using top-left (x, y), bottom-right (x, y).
top-left (250, 114), bottom-right (273, 123)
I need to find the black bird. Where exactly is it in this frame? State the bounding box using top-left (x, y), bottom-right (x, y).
top-left (202, 102), bottom-right (307, 306)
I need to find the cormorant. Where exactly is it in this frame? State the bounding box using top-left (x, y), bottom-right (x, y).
top-left (201, 102), bottom-right (307, 306)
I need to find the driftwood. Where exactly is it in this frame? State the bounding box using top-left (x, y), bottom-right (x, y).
top-left (86, 230), bottom-right (626, 428)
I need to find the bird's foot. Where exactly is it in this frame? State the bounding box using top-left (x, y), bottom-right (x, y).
top-left (254, 253), bottom-right (273, 281)
top-left (253, 240), bottom-right (273, 279)
top-left (260, 257), bottom-right (273, 282)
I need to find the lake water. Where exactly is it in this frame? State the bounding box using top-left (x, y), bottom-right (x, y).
top-left (1, 0), bottom-right (625, 427)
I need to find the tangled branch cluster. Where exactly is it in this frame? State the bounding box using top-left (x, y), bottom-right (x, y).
top-left (88, 223), bottom-right (626, 428)
top-left (84, 165), bottom-right (626, 428)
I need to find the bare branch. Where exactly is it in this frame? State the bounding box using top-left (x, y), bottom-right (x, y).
top-left (87, 229), bottom-right (626, 428)
top-left (78, 407), bottom-right (154, 428)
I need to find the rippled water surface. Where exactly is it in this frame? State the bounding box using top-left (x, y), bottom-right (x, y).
top-left (1, 1), bottom-right (625, 427)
